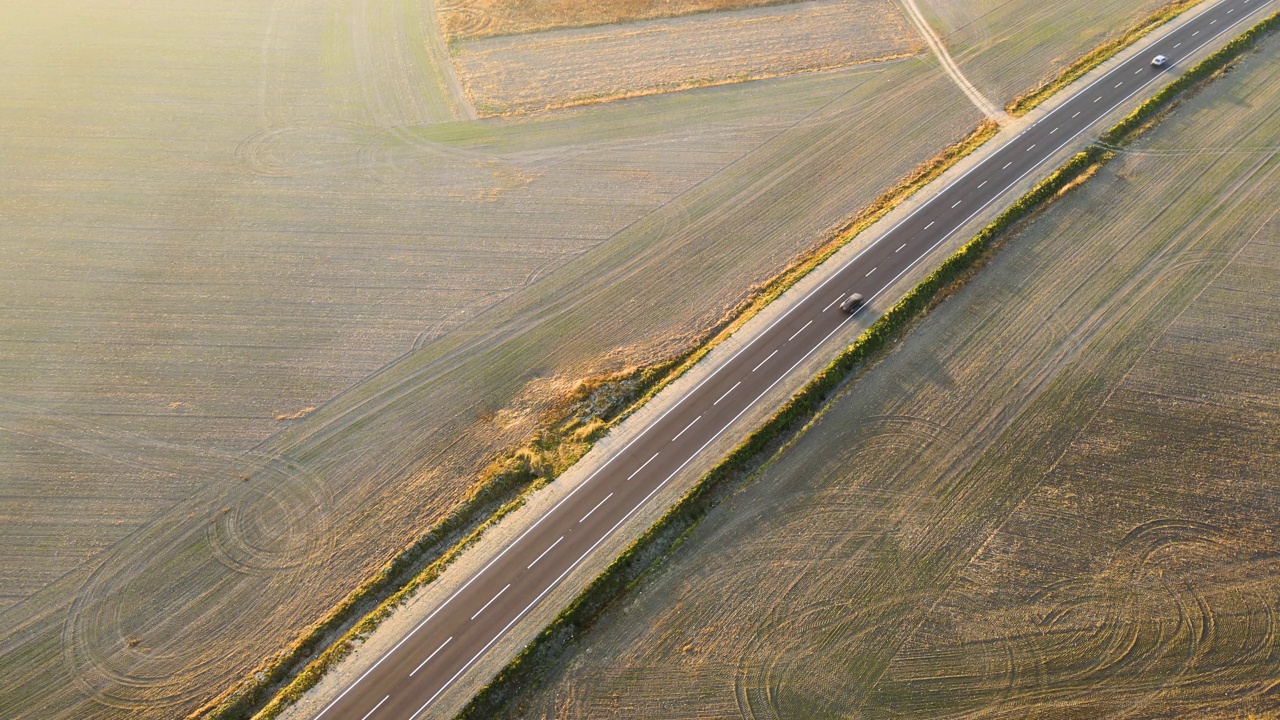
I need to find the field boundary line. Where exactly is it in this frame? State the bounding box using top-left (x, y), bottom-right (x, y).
top-left (453, 8), bottom-right (1280, 716)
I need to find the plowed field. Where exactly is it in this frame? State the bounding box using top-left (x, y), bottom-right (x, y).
top-left (501, 32), bottom-right (1280, 720)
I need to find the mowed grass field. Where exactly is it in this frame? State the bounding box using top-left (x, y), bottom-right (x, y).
top-left (0, 1), bottom-right (988, 716)
top-left (917, 0), bottom-right (1176, 105)
top-left (499, 34), bottom-right (1280, 720)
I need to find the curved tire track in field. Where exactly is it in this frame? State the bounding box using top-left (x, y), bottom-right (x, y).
top-left (875, 520), bottom-right (1280, 719)
top-left (60, 452), bottom-right (334, 711)
top-left (728, 416), bottom-right (954, 720)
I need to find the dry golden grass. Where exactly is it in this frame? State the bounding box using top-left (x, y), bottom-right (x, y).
top-left (452, 0), bottom-right (917, 116)
top-left (438, 0), bottom-right (803, 40)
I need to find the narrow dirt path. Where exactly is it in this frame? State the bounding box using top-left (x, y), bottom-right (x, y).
top-left (896, 0), bottom-right (1010, 124)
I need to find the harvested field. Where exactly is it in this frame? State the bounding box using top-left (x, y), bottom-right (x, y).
top-left (439, 0), bottom-right (803, 39)
top-left (500, 32), bottom-right (1280, 720)
top-left (453, 0), bottom-right (918, 115)
top-left (917, 0), bottom-right (1176, 104)
top-left (0, 0), bottom-right (981, 714)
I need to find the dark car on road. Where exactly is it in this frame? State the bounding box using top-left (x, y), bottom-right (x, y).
top-left (839, 292), bottom-right (865, 314)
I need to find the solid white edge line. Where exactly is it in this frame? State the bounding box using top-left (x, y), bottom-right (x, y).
top-left (470, 584), bottom-right (510, 620)
top-left (672, 416), bottom-right (701, 442)
top-left (626, 452), bottom-right (660, 479)
top-left (579, 493), bottom-right (614, 524)
top-left (751, 349), bottom-right (778, 372)
top-left (358, 695), bottom-right (389, 720)
top-left (526, 537), bottom-right (563, 570)
top-left (408, 637), bottom-right (453, 677)
top-left (788, 320), bottom-right (814, 342)
top-left (320, 4), bottom-right (1269, 715)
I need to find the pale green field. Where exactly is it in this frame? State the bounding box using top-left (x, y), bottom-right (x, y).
top-left (917, 0), bottom-right (1173, 104)
top-left (501, 34), bottom-right (1280, 720)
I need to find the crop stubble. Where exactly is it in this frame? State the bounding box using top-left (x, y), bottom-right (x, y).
top-left (501, 32), bottom-right (1280, 720)
top-left (452, 0), bottom-right (919, 115)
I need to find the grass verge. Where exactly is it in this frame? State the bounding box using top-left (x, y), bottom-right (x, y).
top-left (455, 11), bottom-right (1280, 716)
top-left (204, 100), bottom-right (999, 720)
top-left (1007, 0), bottom-right (1206, 116)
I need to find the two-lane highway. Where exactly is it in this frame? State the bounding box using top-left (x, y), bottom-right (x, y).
top-left (313, 1), bottom-right (1276, 715)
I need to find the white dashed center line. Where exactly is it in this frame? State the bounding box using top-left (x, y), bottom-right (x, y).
top-left (823, 294), bottom-right (845, 312)
top-left (627, 452), bottom-right (660, 479)
top-left (1002, 161), bottom-right (1012, 169)
top-left (1115, 82), bottom-right (1123, 88)
top-left (1026, 144), bottom-right (1036, 151)
top-left (1193, 30), bottom-right (1200, 35)
top-left (713, 382), bottom-right (741, 405)
top-left (471, 584), bottom-right (510, 620)
top-left (788, 320), bottom-right (813, 342)
top-left (1095, 96), bottom-right (1102, 102)
top-left (866, 267), bottom-right (877, 277)
top-left (978, 180), bottom-right (988, 188)
top-left (752, 350), bottom-right (778, 373)
top-left (1175, 42), bottom-right (1183, 48)
top-left (925, 220), bottom-right (935, 229)
top-left (1050, 127), bottom-right (1058, 134)
top-left (1072, 110), bottom-right (1081, 118)
top-left (358, 696), bottom-right (389, 720)
top-left (896, 243), bottom-right (907, 252)
top-left (409, 638), bottom-right (453, 677)
top-left (951, 200), bottom-right (961, 208)
top-left (579, 493), bottom-right (613, 524)
top-left (672, 416), bottom-right (701, 440)
top-left (527, 537), bottom-right (563, 569)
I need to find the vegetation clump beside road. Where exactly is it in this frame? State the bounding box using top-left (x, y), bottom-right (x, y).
top-left (1007, 0), bottom-right (1205, 116)
top-left (455, 10), bottom-right (1280, 718)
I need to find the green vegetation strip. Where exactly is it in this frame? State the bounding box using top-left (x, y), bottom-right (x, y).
top-left (455, 12), bottom-right (1280, 716)
top-left (1007, 0), bottom-right (1205, 116)
top-left (209, 114), bottom-right (1000, 720)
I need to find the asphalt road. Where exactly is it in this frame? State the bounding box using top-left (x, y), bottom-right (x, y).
top-left (314, 1), bottom-right (1273, 716)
